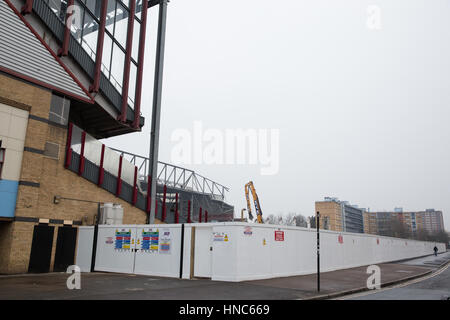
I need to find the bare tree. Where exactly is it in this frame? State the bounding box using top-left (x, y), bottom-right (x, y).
top-left (414, 229), bottom-right (430, 241)
top-left (264, 213), bottom-right (308, 227)
top-left (294, 214), bottom-right (308, 228)
top-left (308, 216), bottom-right (316, 229)
top-left (390, 218), bottom-right (411, 239)
top-left (283, 213), bottom-right (296, 226)
top-left (264, 214), bottom-right (278, 225)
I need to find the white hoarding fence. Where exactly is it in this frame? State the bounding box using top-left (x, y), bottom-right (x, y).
top-left (77, 223), bottom-right (447, 282)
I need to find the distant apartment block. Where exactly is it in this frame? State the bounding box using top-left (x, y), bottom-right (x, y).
top-left (364, 208), bottom-right (445, 236)
top-left (363, 211), bottom-right (377, 235)
top-left (315, 197), bottom-right (364, 233)
top-left (418, 209), bottom-right (445, 233)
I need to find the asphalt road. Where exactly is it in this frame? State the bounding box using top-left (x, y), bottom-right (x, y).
top-left (342, 252), bottom-right (450, 300)
top-left (0, 252), bottom-right (446, 300)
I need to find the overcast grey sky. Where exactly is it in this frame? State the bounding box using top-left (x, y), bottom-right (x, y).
top-left (105, 0), bottom-right (450, 230)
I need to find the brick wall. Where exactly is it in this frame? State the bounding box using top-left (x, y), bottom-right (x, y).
top-left (0, 74), bottom-right (161, 274)
top-left (315, 201), bottom-right (343, 232)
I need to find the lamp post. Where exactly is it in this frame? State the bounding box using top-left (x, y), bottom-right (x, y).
top-left (54, 195), bottom-right (103, 272)
top-left (316, 211), bottom-right (320, 292)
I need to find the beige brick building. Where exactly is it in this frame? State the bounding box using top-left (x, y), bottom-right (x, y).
top-left (315, 199), bottom-right (343, 232)
top-left (315, 197), bottom-right (365, 233)
top-left (0, 0), bottom-right (155, 275)
top-left (0, 74), bottom-right (157, 274)
top-left (363, 211), bottom-right (378, 235)
top-left (0, 0), bottom-right (233, 275)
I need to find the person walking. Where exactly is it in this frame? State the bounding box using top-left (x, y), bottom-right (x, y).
top-left (433, 245), bottom-right (438, 257)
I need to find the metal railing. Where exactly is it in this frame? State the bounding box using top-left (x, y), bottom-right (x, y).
top-left (110, 148), bottom-right (229, 200)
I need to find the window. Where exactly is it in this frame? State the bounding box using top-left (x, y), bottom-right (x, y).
top-left (0, 146), bottom-right (5, 179)
top-left (49, 94), bottom-right (70, 125)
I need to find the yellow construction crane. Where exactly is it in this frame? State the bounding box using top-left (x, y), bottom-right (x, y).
top-left (244, 181), bottom-right (264, 223)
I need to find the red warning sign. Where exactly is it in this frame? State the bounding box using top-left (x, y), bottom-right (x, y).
top-left (274, 230), bottom-right (284, 241)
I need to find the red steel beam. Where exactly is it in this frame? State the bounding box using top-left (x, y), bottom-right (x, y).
top-left (132, 166), bottom-right (138, 205)
top-left (98, 144), bottom-right (105, 186)
top-left (118, 0), bottom-right (136, 123)
top-left (116, 155), bottom-right (123, 196)
top-left (64, 122), bottom-right (73, 169)
top-left (21, 0), bottom-right (33, 15)
top-left (132, 0), bottom-right (149, 128)
top-left (162, 184), bottom-right (167, 222)
top-left (89, 0), bottom-right (108, 93)
top-left (187, 200), bottom-right (191, 223)
top-left (58, 0), bottom-right (74, 56)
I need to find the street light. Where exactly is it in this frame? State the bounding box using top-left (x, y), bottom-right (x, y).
top-left (316, 211), bottom-right (320, 292)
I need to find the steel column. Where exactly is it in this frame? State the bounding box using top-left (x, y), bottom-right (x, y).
top-left (58, 0), bottom-right (74, 56)
top-left (132, 0), bottom-right (149, 128)
top-left (162, 184), bottom-right (167, 222)
top-left (89, 0), bottom-right (108, 93)
top-left (199, 207), bottom-right (202, 223)
top-left (65, 122), bottom-right (73, 169)
top-left (132, 166), bottom-right (138, 205)
top-left (116, 156), bottom-right (123, 196)
top-left (21, 0), bottom-right (33, 14)
top-left (147, 0), bottom-right (168, 224)
top-left (118, 0), bottom-right (136, 123)
top-left (98, 144), bottom-right (105, 186)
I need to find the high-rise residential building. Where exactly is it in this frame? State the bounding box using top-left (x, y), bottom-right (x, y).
top-left (363, 211), bottom-right (378, 235)
top-left (315, 197), bottom-right (364, 233)
top-left (367, 208), bottom-right (445, 236)
top-left (418, 209), bottom-right (445, 233)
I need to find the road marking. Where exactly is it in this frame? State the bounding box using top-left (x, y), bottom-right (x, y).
top-left (335, 262), bottom-right (449, 300)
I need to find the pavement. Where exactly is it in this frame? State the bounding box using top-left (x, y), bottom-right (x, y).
top-left (0, 252), bottom-right (448, 300)
top-left (337, 251), bottom-right (450, 300)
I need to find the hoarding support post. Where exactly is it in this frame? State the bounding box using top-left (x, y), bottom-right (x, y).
top-left (90, 203), bottom-right (100, 272)
top-left (179, 223), bottom-right (184, 279)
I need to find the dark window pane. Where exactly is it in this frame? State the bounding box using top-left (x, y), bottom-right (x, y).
top-left (49, 95), bottom-right (70, 126)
